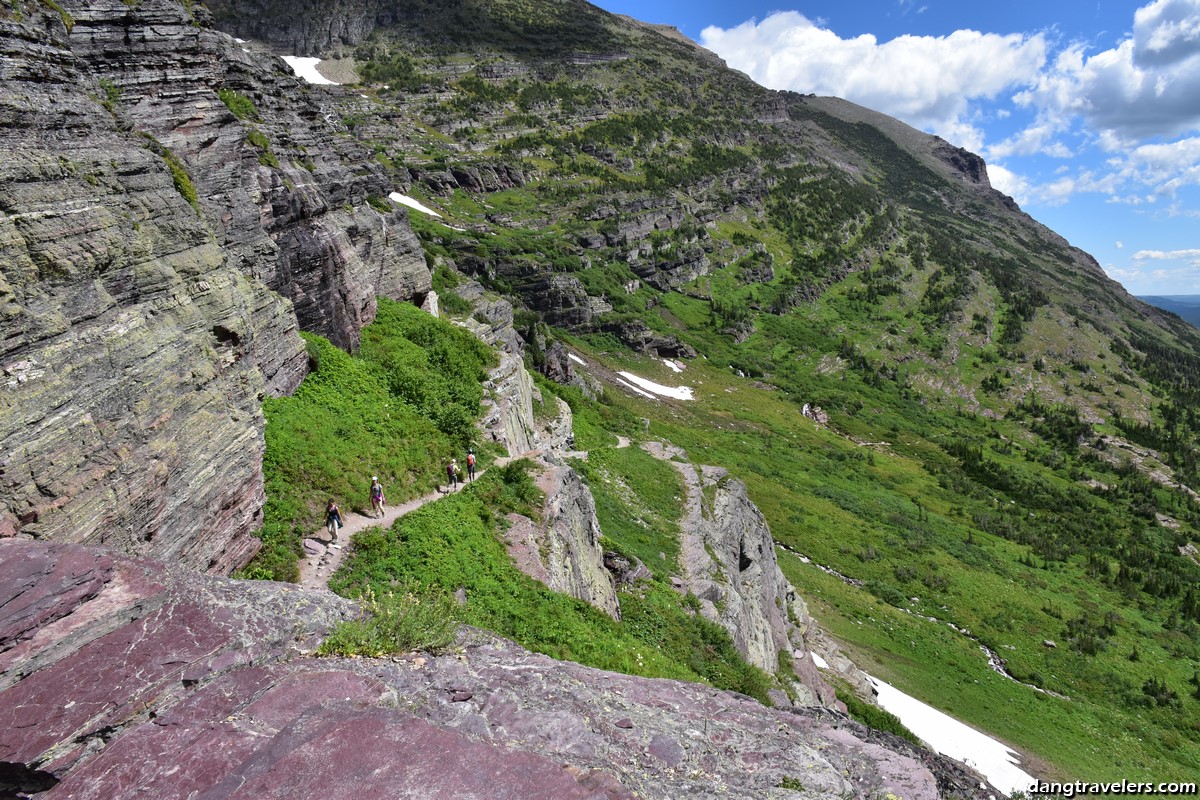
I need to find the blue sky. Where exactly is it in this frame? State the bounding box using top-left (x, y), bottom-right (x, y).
top-left (592, 0), bottom-right (1200, 296)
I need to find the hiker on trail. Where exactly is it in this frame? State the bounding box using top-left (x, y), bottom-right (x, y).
top-left (325, 498), bottom-right (342, 541)
top-left (447, 459), bottom-right (460, 490)
top-left (370, 476), bottom-right (385, 518)
top-left (466, 449), bottom-right (476, 481)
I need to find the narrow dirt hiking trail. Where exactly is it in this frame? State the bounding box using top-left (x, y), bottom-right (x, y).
top-left (298, 486), bottom-right (455, 591)
top-left (297, 434), bottom-right (628, 592)
top-left (297, 457), bottom-right (523, 591)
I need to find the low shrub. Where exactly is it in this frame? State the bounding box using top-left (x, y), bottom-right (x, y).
top-left (319, 581), bottom-right (459, 657)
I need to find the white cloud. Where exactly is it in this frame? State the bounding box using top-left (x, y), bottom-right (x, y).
top-left (985, 163), bottom-right (1031, 203)
top-left (699, 12), bottom-right (1047, 140)
top-left (1135, 0), bottom-right (1200, 68)
top-left (1076, 136), bottom-right (1200, 202)
top-left (1017, 0), bottom-right (1200, 140)
top-left (985, 121), bottom-right (1075, 159)
top-left (1132, 247), bottom-right (1200, 260)
top-left (1038, 175), bottom-right (1082, 206)
top-left (698, 1), bottom-right (1200, 220)
top-left (1116, 240), bottom-right (1125, 248)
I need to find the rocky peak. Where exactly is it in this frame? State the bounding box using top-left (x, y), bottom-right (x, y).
top-left (931, 139), bottom-right (991, 187)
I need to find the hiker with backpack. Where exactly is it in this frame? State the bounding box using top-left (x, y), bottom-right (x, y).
top-left (447, 459), bottom-right (461, 490)
top-left (369, 476), bottom-right (385, 518)
top-left (325, 498), bottom-right (342, 541)
top-left (466, 449), bottom-right (476, 481)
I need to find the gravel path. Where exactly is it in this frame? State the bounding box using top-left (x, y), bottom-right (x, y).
top-left (298, 467), bottom-right (489, 591)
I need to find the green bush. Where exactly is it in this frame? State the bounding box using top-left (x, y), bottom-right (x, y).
top-left (835, 686), bottom-right (922, 747)
top-left (243, 299), bottom-right (496, 581)
top-left (159, 147), bottom-right (199, 212)
top-left (318, 581), bottom-right (459, 657)
top-left (97, 78), bottom-right (120, 112)
top-left (438, 290), bottom-right (472, 316)
top-left (329, 465), bottom-right (772, 700)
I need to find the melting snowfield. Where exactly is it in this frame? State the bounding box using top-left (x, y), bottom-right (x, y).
top-left (866, 675), bottom-right (1035, 795)
top-left (617, 371), bottom-right (694, 401)
top-left (388, 192), bottom-right (443, 218)
top-left (281, 56), bottom-right (338, 85)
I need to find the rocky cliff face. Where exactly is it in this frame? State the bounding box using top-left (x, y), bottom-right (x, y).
top-left (647, 442), bottom-right (848, 708)
top-left (0, 0), bottom-right (431, 571)
top-left (0, 539), bottom-right (998, 800)
top-left (503, 461), bottom-right (621, 619)
top-left (66, 0), bottom-right (431, 351)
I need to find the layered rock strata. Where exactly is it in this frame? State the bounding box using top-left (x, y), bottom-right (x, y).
top-left (0, 539), bottom-right (998, 800)
top-left (503, 461), bottom-right (621, 619)
top-left (0, 0), bottom-right (431, 571)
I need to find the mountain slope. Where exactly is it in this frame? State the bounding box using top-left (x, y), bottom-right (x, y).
top-left (193, 0), bottom-right (1200, 782)
top-left (1140, 295), bottom-right (1200, 329)
top-left (3, 0), bottom-right (1200, 787)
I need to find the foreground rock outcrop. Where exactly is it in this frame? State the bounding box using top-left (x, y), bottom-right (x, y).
top-left (0, 0), bottom-right (430, 571)
top-left (0, 540), bottom-right (997, 799)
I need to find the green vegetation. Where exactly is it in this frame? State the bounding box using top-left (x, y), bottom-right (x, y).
top-left (575, 444), bottom-right (683, 573)
top-left (39, 0), bottom-right (72, 31)
top-left (224, 1), bottom-right (1200, 782)
top-left (97, 78), bottom-right (120, 114)
top-left (318, 581), bottom-right (459, 657)
top-left (141, 137), bottom-right (199, 212)
top-left (569, 345), bottom-right (1200, 782)
top-left (245, 129), bottom-right (279, 168)
top-left (242, 299), bottom-right (494, 581)
top-left (834, 684), bottom-right (920, 747)
top-left (330, 462), bottom-right (773, 701)
top-left (217, 87), bottom-right (260, 121)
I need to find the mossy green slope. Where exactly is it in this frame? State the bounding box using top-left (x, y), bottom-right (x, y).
top-left (568, 342), bottom-right (1200, 782)
top-left (329, 462), bottom-right (773, 702)
top-left (220, 0), bottom-right (1200, 782)
top-left (244, 299), bottom-right (494, 581)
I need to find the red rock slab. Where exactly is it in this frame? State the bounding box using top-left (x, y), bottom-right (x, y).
top-left (193, 707), bottom-right (632, 800)
top-left (0, 543), bottom-right (113, 656)
top-left (0, 600), bottom-right (231, 763)
top-left (0, 544), bottom-right (164, 679)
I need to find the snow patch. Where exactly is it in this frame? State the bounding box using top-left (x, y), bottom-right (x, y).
top-left (617, 372), bottom-right (694, 401)
top-left (661, 358), bottom-right (684, 373)
top-left (616, 378), bottom-right (657, 400)
top-left (810, 652), bottom-right (829, 669)
top-left (281, 56), bottom-right (338, 85)
top-left (568, 353), bottom-right (586, 366)
top-left (388, 192), bottom-right (443, 218)
top-left (866, 674), bottom-right (1035, 795)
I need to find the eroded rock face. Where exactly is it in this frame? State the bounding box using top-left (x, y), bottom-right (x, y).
top-left (647, 442), bottom-right (845, 708)
top-left (0, 0), bottom-right (431, 571)
top-left (0, 4), bottom-right (304, 570)
top-left (0, 540), bottom-right (997, 800)
top-left (503, 462), bottom-right (620, 619)
top-left (64, 0), bottom-right (431, 352)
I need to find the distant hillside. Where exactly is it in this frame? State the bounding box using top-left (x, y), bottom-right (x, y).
top-left (1139, 295), bottom-right (1200, 328)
